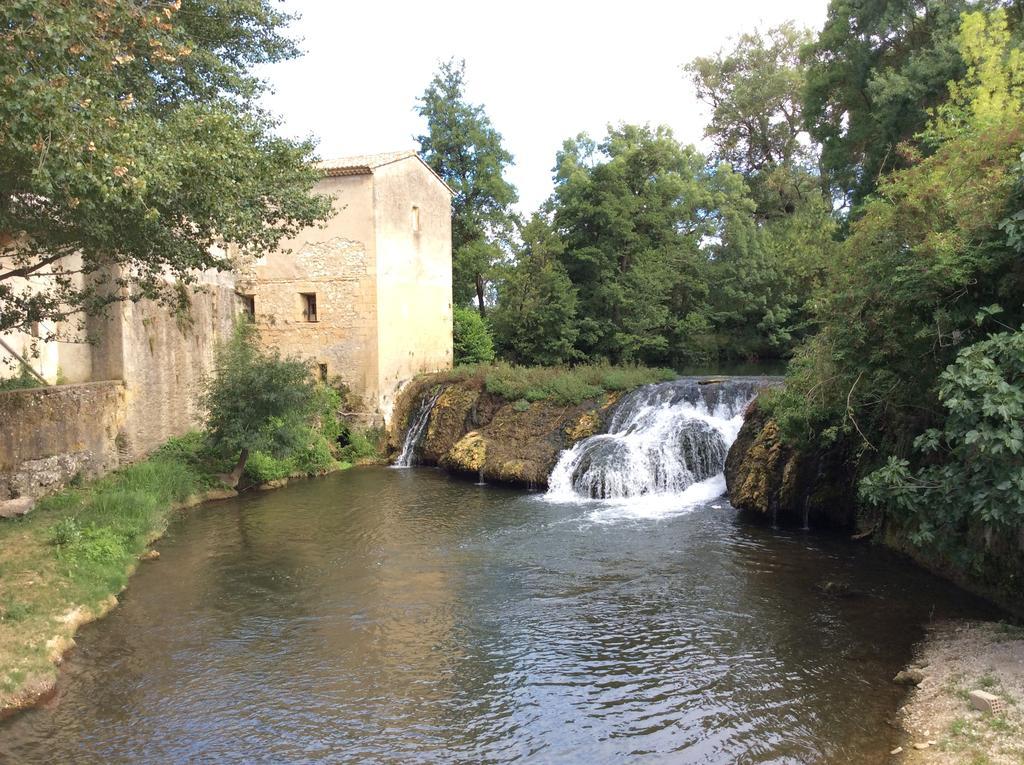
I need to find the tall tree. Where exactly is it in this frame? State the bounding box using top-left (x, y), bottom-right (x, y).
top-left (802, 0), bottom-right (970, 208)
top-left (687, 22), bottom-right (821, 218)
top-left (491, 212), bottom-right (579, 366)
top-left (687, 23), bottom-right (816, 173)
top-left (0, 0), bottom-right (330, 336)
top-left (686, 26), bottom-right (836, 360)
top-left (551, 125), bottom-right (722, 366)
top-left (415, 59), bottom-right (518, 316)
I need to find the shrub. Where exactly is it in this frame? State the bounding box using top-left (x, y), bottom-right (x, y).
top-left (477, 363), bottom-right (676, 406)
top-left (244, 451), bottom-right (294, 482)
top-left (51, 516), bottom-right (83, 547)
top-left (292, 434), bottom-right (336, 475)
top-left (202, 323), bottom-right (318, 485)
top-left (0, 364), bottom-right (44, 392)
top-left (0, 599), bottom-right (34, 623)
top-left (66, 525), bottom-right (131, 566)
top-left (453, 305), bottom-right (495, 364)
top-left (337, 425), bottom-right (380, 463)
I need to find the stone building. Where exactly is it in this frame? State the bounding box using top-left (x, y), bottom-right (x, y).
top-left (2, 149), bottom-right (453, 500)
top-left (236, 150), bottom-right (454, 424)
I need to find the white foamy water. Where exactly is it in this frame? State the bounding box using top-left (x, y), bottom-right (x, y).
top-left (545, 379), bottom-right (763, 514)
top-left (392, 387), bottom-right (444, 468)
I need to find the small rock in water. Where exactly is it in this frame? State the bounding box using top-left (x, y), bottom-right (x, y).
top-left (913, 742), bottom-right (930, 750)
top-left (711, 504), bottom-right (723, 509)
top-left (890, 746), bottom-right (903, 755)
top-left (969, 689), bottom-right (1006, 714)
top-left (893, 668), bottom-right (926, 685)
top-left (140, 549), bottom-right (160, 561)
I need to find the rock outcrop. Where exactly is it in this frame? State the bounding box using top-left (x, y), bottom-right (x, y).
top-left (725, 400), bottom-right (859, 528)
top-left (390, 377), bottom-right (619, 488)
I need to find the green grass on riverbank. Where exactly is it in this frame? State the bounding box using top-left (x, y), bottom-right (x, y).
top-left (0, 432), bottom-right (352, 713)
top-left (436, 362), bottom-right (678, 406)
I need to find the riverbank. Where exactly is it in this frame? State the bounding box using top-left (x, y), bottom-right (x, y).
top-left (0, 437), bottom-right (353, 716)
top-left (895, 620), bottom-right (1024, 764)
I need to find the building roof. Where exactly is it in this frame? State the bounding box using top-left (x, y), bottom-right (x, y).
top-left (317, 150), bottom-right (454, 195)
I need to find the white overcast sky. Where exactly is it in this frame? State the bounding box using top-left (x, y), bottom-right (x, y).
top-left (258, 0), bottom-right (829, 214)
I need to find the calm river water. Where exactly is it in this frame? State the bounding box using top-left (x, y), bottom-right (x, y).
top-left (0, 466), bottom-right (991, 763)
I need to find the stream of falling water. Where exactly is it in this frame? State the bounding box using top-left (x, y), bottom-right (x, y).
top-left (545, 379), bottom-right (765, 518)
top-left (392, 386), bottom-right (444, 467)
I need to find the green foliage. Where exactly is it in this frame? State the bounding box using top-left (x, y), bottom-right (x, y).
top-left (862, 325), bottom-right (1024, 544)
top-left (202, 323), bottom-right (318, 471)
top-left (0, 0), bottom-right (330, 335)
top-left (292, 435), bottom-right (337, 475)
top-left (453, 305), bottom-right (496, 365)
top-left (491, 213), bottom-right (579, 365)
top-left (802, 0), bottom-right (970, 207)
top-left (688, 22), bottom-right (813, 173)
top-left (764, 7), bottom-right (1024, 598)
top-left (244, 451), bottom-right (293, 482)
top-left (50, 516), bottom-right (83, 547)
top-left (337, 426), bottom-right (381, 464)
top-left (0, 599), bottom-right (33, 623)
top-left (415, 58), bottom-right (518, 313)
top-left (0, 365), bottom-right (43, 392)
top-left (458, 362), bottom-right (676, 406)
top-left (551, 124), bottom-right (723, 366)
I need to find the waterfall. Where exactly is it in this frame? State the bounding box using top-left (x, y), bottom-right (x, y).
top-left (546, 378), bottom-right (763, 502)
top-left (392, 387), bottom-right (443, 468)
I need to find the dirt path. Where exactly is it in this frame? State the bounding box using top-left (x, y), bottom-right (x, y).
top-left (894, 620), bottom-right (1024, 765)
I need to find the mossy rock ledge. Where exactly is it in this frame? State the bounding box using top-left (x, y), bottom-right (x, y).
top-left (724, 399), bottom-right (858, 529)
top-left (392, 377), bottom-right (619, 489)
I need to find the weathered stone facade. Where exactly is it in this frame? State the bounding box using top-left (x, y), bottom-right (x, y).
top-left (0, 381), bottom-right (126, 499)
top-left (0, 269), bottom-right (239, 498)
top-left (1, 150), bottom-right (455, 498)
top-left (88, 270), bottom-right (239, 461)
top-left (238, 151), bottom-right (454, 423)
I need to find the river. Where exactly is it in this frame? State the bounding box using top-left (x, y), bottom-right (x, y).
top-left (0, 465), bottom-right (990, 763)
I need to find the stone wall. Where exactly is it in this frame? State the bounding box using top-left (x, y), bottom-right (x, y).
top-left (89, 270), bottom-right (239, 461)
top-left (0, 381), bottom-right (126, 499)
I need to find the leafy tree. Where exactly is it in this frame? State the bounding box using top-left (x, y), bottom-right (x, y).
top-left (491, 212), bottom-right (579, 365)
top-left (802, 0), bottom-right (971, 207)
top-left (770, 7), bottom-right (1024, 459)
top-left (687, 23), bottom-right (820, 215)
top-left (861, 320), bottom-right (1024, 547)
top-left (551, 125), bottom-right (722, 366)
top-left (707, 185), bottom-right (836, 360)
top-left (0, 0), bottom-right (330, 336)
top-left (453, 305), bottom-right (496, 365)
top-left (202, 323), bottom-right (318, 486)
top-left (415, 59), bottom-right (518, 315)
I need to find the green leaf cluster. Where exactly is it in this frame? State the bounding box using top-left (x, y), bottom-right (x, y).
top-left (453, 305), bottom-right (496, 365)
top-left (0, 0), bottom-right (330, 334)
top-left (201, 322), bottom-right (318, 462)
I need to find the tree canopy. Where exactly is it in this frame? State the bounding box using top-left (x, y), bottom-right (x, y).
top-left (0, 0), bottom-right (330, 337)
top-left (801, 0), bottom-right (971, 208)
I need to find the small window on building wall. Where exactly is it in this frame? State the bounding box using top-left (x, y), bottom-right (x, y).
top-left (411, 206), bottom-right (420, 232)
top-left (319, 363), bottom-right (328, 381)
top-left (302, 293), bottom-right (318, 322)
top-left (238, 294), bottom-right (255, 322)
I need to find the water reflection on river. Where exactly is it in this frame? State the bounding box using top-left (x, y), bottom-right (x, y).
top-left (0, 467), bottom-right (990, 763)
